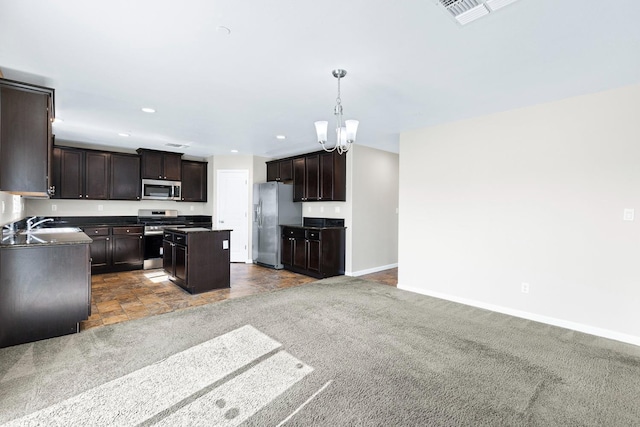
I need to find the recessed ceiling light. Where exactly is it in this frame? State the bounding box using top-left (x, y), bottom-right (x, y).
top-left (230, 149), bottom-right (238, 153)
top-left (276, 135), bottom-right (286, 140)
top-left (118, 133), bottom-right (130, 137)
top-left (141, 107), bottom-right (156, 113)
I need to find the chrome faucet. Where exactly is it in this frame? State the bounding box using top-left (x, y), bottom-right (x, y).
top-left (26, 217), bottom-right (54, 231)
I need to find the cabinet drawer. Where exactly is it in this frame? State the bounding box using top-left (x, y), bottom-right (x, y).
top-left (283, 227), bottom-right (304, 239)
top-left (163, 232), bottom-right (173, 242)
top-left (83, 227), bottom-right (110, 236)
top-left (112, 226), bottom-right (143, 235)
top-left (306, 230), bottom-right (321, 241)
top-left (174, 234), bottom-right (187, 246)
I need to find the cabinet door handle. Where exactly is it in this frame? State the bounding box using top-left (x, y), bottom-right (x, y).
top-left (106, 237), bottom-right (110, 241)
top-left (140, 236), bottom-right (143, 239)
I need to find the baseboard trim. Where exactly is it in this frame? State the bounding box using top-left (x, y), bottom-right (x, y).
top-left (398, 284), bottom-right (640, 347)
top-left (346, 263), bottom-right (398, 277)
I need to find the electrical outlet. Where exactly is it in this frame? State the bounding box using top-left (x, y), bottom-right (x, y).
top-left (334, 206), bottom-right (341, 213)
top-left (190, 205), bottom-right (194, 211)
top-left (51, 204), bottom-right (57, 212)
top-left (320, 206), bottom-right (324, 213)
top-left (98, 204), bottom-right (103, 211)
top-left (623, 208), bottom-right (634, 221)
top-left (521, 282), bottom-right (530, 294)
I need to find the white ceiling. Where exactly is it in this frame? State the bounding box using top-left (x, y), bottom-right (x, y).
top-left (1, 0), bottom-right (640, 159)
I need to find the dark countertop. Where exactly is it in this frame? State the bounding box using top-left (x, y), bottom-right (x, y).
top-left (47, 215), bottom-right (213, 228)
top-left (280, 224), bottom-right (347, 230)
top-left (1, 231), bottom-right (93, 248)
top-left (165, 227), bottom-right (232, 233)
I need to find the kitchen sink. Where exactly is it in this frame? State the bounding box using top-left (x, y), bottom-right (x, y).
top-left (20, 227), bottom-right (82, 234)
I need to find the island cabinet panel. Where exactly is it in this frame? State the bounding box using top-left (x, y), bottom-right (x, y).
top-left (110, 153), bottom-right (141, 200)
top-left (181, 160), bottom-right (207, 202)
top-left (0, 243), bottom-right (90, 348)
top-left (163, 228), bottom-right (230, 294)
top-left (0, 79), bottom-right (54, 197)
top-left (281, 226), bottom-right (345, 279)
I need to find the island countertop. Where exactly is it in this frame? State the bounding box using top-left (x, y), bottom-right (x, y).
top-left (164, 227), bottom-right (233, 233)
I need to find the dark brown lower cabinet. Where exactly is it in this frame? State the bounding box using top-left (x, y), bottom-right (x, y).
top-left (83, 226), bottom-right (143, 273)
top-left (163, 228), bottom-right (230, 294)
top-left (281, 226), bottom-right (345, 278)
top-left (0, 243), bottom-right (91, 348)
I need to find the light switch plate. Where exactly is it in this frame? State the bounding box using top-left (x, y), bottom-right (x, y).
top-left (223, 240), bottom-right (229, 250)
top-left (623, 208), bottom-right (634, 221)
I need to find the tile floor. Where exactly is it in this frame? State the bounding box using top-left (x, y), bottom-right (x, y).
top-left (82, 265), bottom-right (398, 331)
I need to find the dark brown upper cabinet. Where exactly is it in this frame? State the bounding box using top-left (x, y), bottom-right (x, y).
top-left (289, 151), bottom-right (345, 202)
top-left (137, 149), bottom-right (182, 181)
top-left (180, 160), bottom-right (207, 202)
top-left (319, 151), bottom-right (346, 201)
top-left (52, 147), bottom-right (109, 199)
top-left (269, 150), bottom-right (345, 202)
top-left (110, 153), bottom-right (141, 200)
top-left (293, 155), bottom-right (319, 202)
top-left (0, 78), bottom-right (55, 197)
top-left (266, 158), bottom-right (293, 182)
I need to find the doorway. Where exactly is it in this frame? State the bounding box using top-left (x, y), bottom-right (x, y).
top-left (216, 170), bottom-right (249, 262)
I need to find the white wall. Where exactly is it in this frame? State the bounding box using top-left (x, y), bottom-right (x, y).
top-left (0, 192), bottom-right (25, 226)
top-left (351, 145), bottom-right (399, 274)
top-left (398, 83), bottom-right (640, 345)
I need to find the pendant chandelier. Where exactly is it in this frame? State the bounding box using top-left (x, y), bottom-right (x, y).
top-left (314, 69), bottom-right (359, 155)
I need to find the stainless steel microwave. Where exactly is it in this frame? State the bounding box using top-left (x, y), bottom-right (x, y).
top-left (141, 179), bottom-right (181, 201)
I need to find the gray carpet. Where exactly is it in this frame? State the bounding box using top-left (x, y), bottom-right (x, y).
top-left (1, 276), bottom-right (639, 426)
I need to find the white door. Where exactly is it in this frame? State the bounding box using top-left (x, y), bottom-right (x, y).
top-left (217, 170), bottom-right (249, 262)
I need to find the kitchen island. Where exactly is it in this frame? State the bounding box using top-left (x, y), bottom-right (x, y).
top-left (162, 228), bottom-right (231, 294)
top-left (0, 229), bottom-right (92, 348)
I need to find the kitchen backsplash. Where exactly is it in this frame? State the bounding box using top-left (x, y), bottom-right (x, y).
top-left (26, 198), bottom-right (210, 217)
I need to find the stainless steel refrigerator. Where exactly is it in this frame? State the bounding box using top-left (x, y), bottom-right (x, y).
top-left (252, 182), bottom-right (302, 269)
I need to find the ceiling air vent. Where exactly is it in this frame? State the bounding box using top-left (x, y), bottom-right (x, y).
top-left (437, 0), bottom-right (520, 25)
top-left (165, 143), bottom-right (188, 148)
